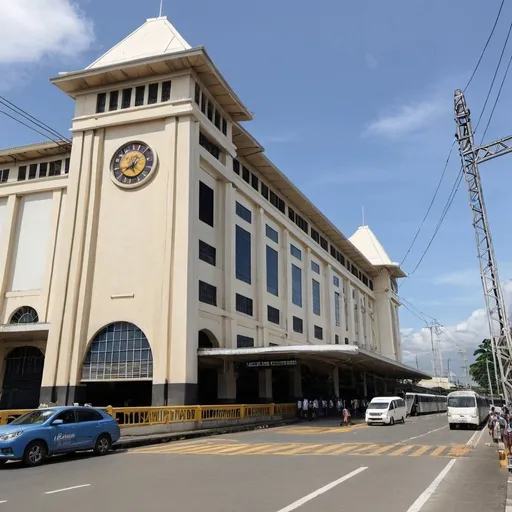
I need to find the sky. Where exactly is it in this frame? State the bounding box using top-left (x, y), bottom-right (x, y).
top-left (1, 0), bottom-right (512, 380)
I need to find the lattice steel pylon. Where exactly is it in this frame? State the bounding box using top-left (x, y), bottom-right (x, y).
top-left (454, 89), bottom-right (512, 403)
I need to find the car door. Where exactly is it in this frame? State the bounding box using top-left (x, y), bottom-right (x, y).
top-left (389, 401), bottom-right (396, 422)
top-left (49, 409), bottom-right (79, 453)
top-left (75, 408), bottom-right (104, 449)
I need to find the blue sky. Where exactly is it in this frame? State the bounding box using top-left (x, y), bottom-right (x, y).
top-left (2, 0), bottom-right (512, 377)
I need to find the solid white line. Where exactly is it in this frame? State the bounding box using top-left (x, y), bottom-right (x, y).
top-left (0, 501), bottom-right (7, 504)
top-left (45, 484), bottom-right (91, 495)
top-left (403, 425), bottom-right (447, 442)
top-left (406, 459), bottom-right (457, 512)
top-left (466, 428), bottom-right (485, 447)
top-left (275, 467), bottom-right (367, 512)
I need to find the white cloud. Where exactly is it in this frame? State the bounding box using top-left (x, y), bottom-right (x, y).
top-left (0, 0), bottom-right (94, 64)
top-left (401, 280), bottom-right (512, 376)
top-left (364, 96), bottom-right (443, 138)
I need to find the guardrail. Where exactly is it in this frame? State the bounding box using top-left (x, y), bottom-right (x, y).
top-left (0, 403), bottom-right (296, 428)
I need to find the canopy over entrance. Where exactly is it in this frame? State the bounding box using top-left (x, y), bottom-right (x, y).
top-left (198, 345), bottom-right (430, 381)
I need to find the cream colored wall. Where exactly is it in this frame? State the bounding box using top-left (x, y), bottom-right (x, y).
top-left (0, 177), bottom-right (68, 325)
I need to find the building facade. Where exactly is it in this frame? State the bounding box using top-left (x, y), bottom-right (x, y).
top-left (0, 16), bottom-right (414, 410)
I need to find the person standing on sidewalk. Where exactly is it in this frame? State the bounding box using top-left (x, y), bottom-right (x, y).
top-left (297, 398), bottom-right (302, 419)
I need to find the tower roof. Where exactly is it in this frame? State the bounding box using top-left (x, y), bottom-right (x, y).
top-left (349, 226), bottom-right (406, 278)
top-left (87, 16), bottom-right (191, 70)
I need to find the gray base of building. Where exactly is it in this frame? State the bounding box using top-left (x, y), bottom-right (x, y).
top-left (167, 383), bottom-right (198, 405)
top-left (39, 386), bottom-right (55, 405)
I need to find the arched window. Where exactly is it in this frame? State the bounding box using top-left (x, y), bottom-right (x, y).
top-left (81, 322), bottom-right (153, 381)
top-left (10, 306), bottom-right (39, 324)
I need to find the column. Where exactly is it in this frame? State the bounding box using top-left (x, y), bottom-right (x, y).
top-left (0, 195), bottom-right (19, 320)
top-left (289, 365), bottom-right (303, 399)
top-left (217, 360), bottom-right (237, 404)
top-left (256, 207), bottom-right (266, 347)
top-left (223, 181), bottom-right (236, 348)
top-left (168, 117), bottom-right (199, 404)
top-left (363, 372), bottom-right (368, 398)
top-left (326, 265), bottom-right (334, 343)
top-left (332, 367), bottom-right (340, 397)
top-left (356, 289), bottom-right (365, 347)
top-left (283, 229), bottom-right (292, 337)
top-left (258, 369), bottom-right (273, 403)
top-left (305, 248), bottom-right (313, 343)
top-left (347, 281), bottom-right (356, 344)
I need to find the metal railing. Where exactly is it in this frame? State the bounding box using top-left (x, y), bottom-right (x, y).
top-left (0, 403), bottom-right (296, 428)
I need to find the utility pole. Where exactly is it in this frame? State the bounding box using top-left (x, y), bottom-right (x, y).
top-left (454, 89), bottom-right (512, 403)
top-left (459, 348), bottom-right (469, 389)
top-left (415, 355), bottom-right (419, 370)
top-left (428, 321), bottom-right (443, 378)
top-left (447, 358), bottom-right (451, 382)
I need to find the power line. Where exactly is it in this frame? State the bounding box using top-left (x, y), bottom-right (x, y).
top-left (474, 19), bottom-right (512, 133)
top-left (480, 50), bottom-right (512, 143)
top-left (405, 167), bottom-right (464, 278)
top-left (400, 302), bottom-right (429, 325)
top-left (0, 95), bottom-right (70, 143)
top-left (0, 111), bottom-right (68, 146)
top-left (400, 297), bottom-right (437, 323)
top-left (400, 142), bottom-right (455, 267)
top-left (464, 0), bottom-right (506, 91)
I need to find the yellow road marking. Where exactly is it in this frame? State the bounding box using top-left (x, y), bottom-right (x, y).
top-left (410, 445), bottom-right (432, 457)
top-left (388, 445), bottom-right (415, 456)
top-left (429, 446), bottom-right (447, 457)
top-left (130, 441), bottom-right (470, 458)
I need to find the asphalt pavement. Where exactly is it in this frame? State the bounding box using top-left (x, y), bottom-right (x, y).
top-left (0, 413), bottom-right (506, 511)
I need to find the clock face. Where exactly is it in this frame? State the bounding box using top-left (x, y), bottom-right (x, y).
top-left (111, 142), bottom-right (157, 188)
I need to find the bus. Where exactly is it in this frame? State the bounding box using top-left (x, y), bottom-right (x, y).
top-left (405, 393), bottom-right (448, 416)
top-left (447, 390), bottom-right (489, 430)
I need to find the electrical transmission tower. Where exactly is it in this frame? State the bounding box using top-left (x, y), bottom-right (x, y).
top-left (454, 89), bottom-right (512, 402)
top-left (459, 348), bottom-right (470, 389)
top-left (428, 321), bottom-right (443, 378)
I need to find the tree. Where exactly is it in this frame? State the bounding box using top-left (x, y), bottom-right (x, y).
top-left (469, 339), bottom-right (498, 394)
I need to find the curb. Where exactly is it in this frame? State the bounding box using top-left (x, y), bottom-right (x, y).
top-left (507, 470), bottom-right (512, 512)
top-left (113, 418), bottom-right (299, 450)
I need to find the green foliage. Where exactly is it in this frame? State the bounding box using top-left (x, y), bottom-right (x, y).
top-left (469, 339), bottom-right (498, 393)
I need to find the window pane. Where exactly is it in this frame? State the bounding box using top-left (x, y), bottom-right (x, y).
top-left (121, 88), bottom-right (132, 109)
top-left (266, 246), bottom-right (278, 296)
top-left (311, 261), bottom-right (320, 274)
top-left (96, 93), bottom-right (106, 113)
top-left (290, 245), bottom-right (302, 260)
top-left (161, 81), bottom-right (172, 102)
top-left (148, 83), bottom-right (159, 105)
top-left (292, 264), bottom-right (302, 307)
top-left (266, 224), bottom-right (279, 243)
top-left (109, 90), bottom-right (119, 111)
top-left (135, 86), bottom-right (145, 106)
top-left (312, 279), bottom-right (321, 315)
top-left (199, 181), bottom-right (214, 227)
top-left (236, 202), bottom-right (252, 223)
top-left (236, 225), bottom-right (251, 284)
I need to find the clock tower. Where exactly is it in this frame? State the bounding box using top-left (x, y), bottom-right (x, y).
top-left (39, 16), bottom-right (250, 406)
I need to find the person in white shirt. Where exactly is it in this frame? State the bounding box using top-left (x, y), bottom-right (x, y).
top-left (303, 398), bottom-right (310, 421)
top-left (297, 398), bottom-right (302, 419)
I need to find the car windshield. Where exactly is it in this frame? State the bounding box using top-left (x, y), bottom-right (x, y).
top-left (10, 409), bottom-right (57, 425)
top-left (448, 396), bottom-right (476, 408)
top-left (368, 402), bottom-right (389, 410)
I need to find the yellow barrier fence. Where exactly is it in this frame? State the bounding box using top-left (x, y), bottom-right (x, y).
top-left (0, 403), bottom-right (296, 428)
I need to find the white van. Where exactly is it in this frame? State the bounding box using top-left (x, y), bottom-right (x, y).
top-left (365, 396), bottom-right (407, 425)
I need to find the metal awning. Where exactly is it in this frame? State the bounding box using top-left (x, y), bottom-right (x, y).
top-left (198, 345), bottom-right (431, 380)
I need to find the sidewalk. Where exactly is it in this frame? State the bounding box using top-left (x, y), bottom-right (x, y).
top-left (114, 417), bottom-right (299, 449)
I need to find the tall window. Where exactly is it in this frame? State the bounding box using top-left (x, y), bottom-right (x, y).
top-left (199, 181), bottom-right (214, 227)
top-left (236, 225), bottom-right (251, 284)
top-left (121, 88), bottom-right (132, 109)
top-left (334, 292), bottom-right (340, 327)
top-left (292, 264), bottom-right (302, 307)
top-left (312, 279), bottom-right (321, 315)
top-left (266, 246), bottom-right (278, 296)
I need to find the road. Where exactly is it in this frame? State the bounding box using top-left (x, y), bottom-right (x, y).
top-left (0, 414), bottom-right (507, 511)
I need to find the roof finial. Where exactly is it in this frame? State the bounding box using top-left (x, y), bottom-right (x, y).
top-left (362, 205), bottom-right (365, 227)
top-left (159, 0), bottom-right (164, 17)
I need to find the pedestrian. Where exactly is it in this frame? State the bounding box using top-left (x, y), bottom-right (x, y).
top-left (336, 398), bottom-right (342, 416)
top-left (297, 398), bottom-right (302, 420)
top-left (329, 399), bottom-right (334, 417)
top-left (322, 399), bottom-right (328, 417)
top-left (313, 398), bottom-right (319, 420)
top-left (341, 406), bottom-right (352, 427)
top-left (303, 398), bottom-right (309, 421)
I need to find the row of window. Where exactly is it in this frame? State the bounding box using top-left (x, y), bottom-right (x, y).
top-left (199, 132), bottom-right (221, 161)
top-left (194, 83), bottom-right (228, 136)
top-left (10, 158), bottom-right (71, 183)
top-left (95, 81), bottom-right (172, 114)
top-left (231, 158), bottom-right (373, 291)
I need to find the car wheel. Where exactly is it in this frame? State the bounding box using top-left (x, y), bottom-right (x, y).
top-left (94, 434), bottom-right (111, 456)
top-left (401, 416), bottom-right (405, 424)
top-left (390, 417), bottom-right (395, 426)
top-left (23, 441), bottom-right (47, 467)
top-left (0, 460), bottom-right (6, 466)
top-left (366, 422), bottom-right (372, 426)
top-left (449, 424), bottom-right (456, 430)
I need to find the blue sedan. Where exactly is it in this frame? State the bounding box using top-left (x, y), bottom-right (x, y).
top-left (0, 406), bottom-right (120, 467)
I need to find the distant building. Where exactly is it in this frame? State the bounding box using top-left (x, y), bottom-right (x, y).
top-left (0, 16), bottom-right (427, 410)
top-left (418, 378), bottom-right (454, 390)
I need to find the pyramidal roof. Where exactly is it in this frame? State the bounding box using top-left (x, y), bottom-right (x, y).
top-left (349, 225), bottom-right (398, 268)
top-left (87, 16), bottom-right (191, 70)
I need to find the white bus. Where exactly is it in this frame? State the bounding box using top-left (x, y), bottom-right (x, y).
top-left (405, 393), bottom-right (448, 416)
top-left (447, 390), bottom-right (489, 430)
